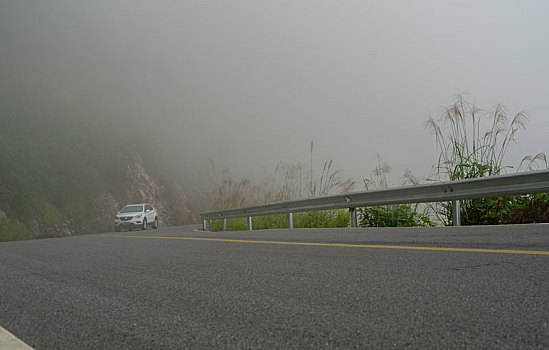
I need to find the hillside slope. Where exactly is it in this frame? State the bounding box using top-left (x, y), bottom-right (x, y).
top-left (0, 86), bottom-right (194, 241)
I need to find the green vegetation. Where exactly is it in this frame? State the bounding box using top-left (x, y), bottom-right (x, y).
top-left (0, 217), bottom-right (34, 242)
top-left (0, 86), bottom-right (111, 238)
top-left (0, 85), bottom-right (188, 241)
top-left (356, 154), bottom-right (434, 228)
top-left (358, 205), bottom-right (434, 228)
top-left (205, 143), bottom-right (356, 231)
top-left (209, 96), bottom-right (547, 232)
top-left (442, 194), bottom-right (549, 226)
top-left (210, 209), bottom-right (350, 231)
top-left (296, 209), bottom-right (350, 228)
top-left (426, 95), bottom-right (547, 225)
top-left (2, 88), bottom-right (546, 240)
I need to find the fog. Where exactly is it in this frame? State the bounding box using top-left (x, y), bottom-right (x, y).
top-left (1, 0), bottom-right (548, 187)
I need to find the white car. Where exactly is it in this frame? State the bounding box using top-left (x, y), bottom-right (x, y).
top-left (114, 203), bottom-right (159, 231)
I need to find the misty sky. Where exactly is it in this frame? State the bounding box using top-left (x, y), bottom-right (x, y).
top-left (1, 0), bottom-right (548, 187)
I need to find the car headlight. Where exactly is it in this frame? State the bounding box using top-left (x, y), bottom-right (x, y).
top-left (134, 213), bottom-right (143, 219)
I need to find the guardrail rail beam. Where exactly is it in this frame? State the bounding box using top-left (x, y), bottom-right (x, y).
top-left (201, 170), bottom-right (549, 230)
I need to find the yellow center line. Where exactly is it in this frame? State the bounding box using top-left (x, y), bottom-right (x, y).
top-left (100, 234), bottom-right (549, 256)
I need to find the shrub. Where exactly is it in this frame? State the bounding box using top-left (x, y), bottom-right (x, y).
top-left (358, 205), bottom-right (435, 228)
top-left (355, 154), bottom-right (433, 228)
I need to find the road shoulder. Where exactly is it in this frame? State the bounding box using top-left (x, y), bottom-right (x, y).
top-left (0, 326), bottom-right (33, 350)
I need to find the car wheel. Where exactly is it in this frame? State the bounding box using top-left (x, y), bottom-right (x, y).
top-left (142, 219), bottom-right (147, 230)
top-left (153, 218), bottom-right (159, 229)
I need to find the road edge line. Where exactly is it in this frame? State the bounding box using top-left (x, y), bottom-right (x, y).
top-left (0, 326), bottom-right (33, 350)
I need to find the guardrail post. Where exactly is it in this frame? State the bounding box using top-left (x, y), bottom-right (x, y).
top-left (350, 208), bottom-right (357, 228)
top-left (203, 219), bottom-right (207, 231)
top-left (452, 200), bottom-right (461, 226)
top-left (248, 216), bottom-right (253, 231)
top-left (288, 213), bottom-right (293, 229)
top-left (223, 218), bottom-right (227, 231)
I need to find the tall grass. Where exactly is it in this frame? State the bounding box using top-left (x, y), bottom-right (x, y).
top-left (425, 95), bottom-right (547, 225)
top-left (210, 210), bottom-right (350, 231)
top-left (307, 141), bottom-right (356, 197)
top-left (204, 96), bottom-right (547, 230)
top-left (358, 155), bottom-right (435, 228)
top-left (206, 142), bottom-right (355, 231)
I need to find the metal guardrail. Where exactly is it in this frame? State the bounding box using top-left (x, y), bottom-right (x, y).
top-left (201, 169), bottom-right (549, 230)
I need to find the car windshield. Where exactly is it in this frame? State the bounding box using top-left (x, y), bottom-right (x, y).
top-left (120, 205), bottom-right (143, 213)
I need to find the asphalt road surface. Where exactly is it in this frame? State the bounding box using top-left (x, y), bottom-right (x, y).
top-left (1, 224), bottom-right (549, 349)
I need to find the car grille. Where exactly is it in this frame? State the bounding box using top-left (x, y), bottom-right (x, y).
top-left (120, 216), bottom-right (133, 221)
